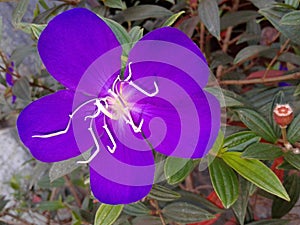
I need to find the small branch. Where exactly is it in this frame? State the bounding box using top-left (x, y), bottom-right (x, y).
top-left (150, 200), bottom-right (167, 225)
top-left (263, 38), bottom-right (290, 78)
top-left (218, 71), bottom-right (300, 85)
top-left (64, 175), bottom-right (82, 207)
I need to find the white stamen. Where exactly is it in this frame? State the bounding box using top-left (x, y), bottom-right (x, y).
top-left (103, 124), bottom-right (117, 153)
top-left (77, 119), bottom-right (100, 164)
top-left (129, 80), bottom-right (159, 97)
top-left (84, 99), bottom-right (102, 120)
top-left (124, 62), bottom-right (133, 82)
top-left (32, 98), bottom-right (98, 138)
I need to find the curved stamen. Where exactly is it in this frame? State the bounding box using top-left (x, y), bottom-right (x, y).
top-left (129, 80), bottom-right (159, 97)
top-left (32, 98), bottom-right (98, 138)
top-left (124, 62), bottom-right (132, 82)
top-left (103, 124), bottom-right (117, 153)
top-left (77, 119), bottom-right (100, 164)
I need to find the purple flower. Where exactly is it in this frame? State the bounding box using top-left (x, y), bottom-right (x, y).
top-left (17, 8), bottom-right (220, 204)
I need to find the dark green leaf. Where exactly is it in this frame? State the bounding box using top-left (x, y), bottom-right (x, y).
top-left (272, 174), bottom-right (300, 218)
top-left (164, 157), bottom-right (195, 185)
top-left (205, 87), bottom-right (245, 107)
top-left (38, 176), bottom-right (65, 189)
top-left (234, 107), bottom-right (277, 143)
top-left (209, 157), bottom-right (239, 208)
top-left (248, 0), bottom-right (276, 9)
top-left (224, 131), bottom-right (261, 152)
top-left (242, 143), bottom-right (283, 160)
top-left (232, 177), bottom-right (252, 225)
top-left (148, 185), bottom-right (181, 201)
top-left (102, 0), bottom-right (124, 9)
top-left (163, 10), bottom-right (185, 27)
top-left (177, 191), bottom-right (224, 214)
top-left (38, 200), bottom-right (65, 211)
top-left (0, 196), bottom-right (9, 212)
top-left (94, 204), bottom-right (124, 225)
top-left (246, 219), bottom-right (289, 225)
top-left (234, 45), bottom-right (269, 64)
top-left (221, 10), bottom-right (259, 30)
top-left (259, 7), bottom-right (300, 45)
top-left (33, 4), bottom-right (67, 24)
top-left (287, 113), bottom-right (300, 144)
top-left (113, 5), bottom-right (172, 23)
top-left (280, 10), bottom-right (300, 25)
top-left (222, 152), bottom-right (290, 201)
top-left (284, 151), bottom-right (300, 170)
top-left (12, 77), bottom-right (31, 102)
top-left (12, 0), bottom-right (29, 25)
top-left (123, 202), bottom-right (150, 216)
top-left (162, 202), bottom-right (215, 223)
top-left (131, 216), bottom-right (162, 225)
top-left (103, 17), bottom-right (131, 45)
top-left (198, 0), bottom-right (220, 39)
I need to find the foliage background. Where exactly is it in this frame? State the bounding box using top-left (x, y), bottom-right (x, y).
top-left (0, 0), bottom-right (300, 224)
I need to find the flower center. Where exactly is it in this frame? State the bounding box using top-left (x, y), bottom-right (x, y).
top-left (32, 62), bottom-right (159, 164)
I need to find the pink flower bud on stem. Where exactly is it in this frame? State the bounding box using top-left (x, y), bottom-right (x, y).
top-left (273, 104), bottom-right (294, 150)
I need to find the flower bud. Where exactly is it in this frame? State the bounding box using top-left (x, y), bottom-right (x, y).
top-left (273, 104), bottom-right (294, 128)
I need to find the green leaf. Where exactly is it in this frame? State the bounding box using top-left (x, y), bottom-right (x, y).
top-left (208, 130), bottom-right (224, 158)
top-left (283, 151), bottom-right (300, 170)
top-left (259, 7), bottom-right (300, 45)
top-left (285, 0), bottom-right (299, 8)
top-left (12, 76), bottom-right (31, 103)
top-left (234, 45), bottom-right (269, 64)
top-left (242, 143), bottom-right (283, 160)
top-left (232, 177), bottom-right (252, 225)
top-left (272, 174), bottom-right (300, 218)
top-left (246, 219), bottom-right (289, 225)
top-left (148, 185), bottom-right (181, 201)
top-left (123, 202), bottom-right (150, 216)
top-left (102, 17), bottom-right (131, 45)
top-left (94, 204), bottom-right (124, 225)
top-left (280, 10), bottom-right (300, 25)
top-left (234, 107), bottom-right (277, 143)
top-left (102, 0), bottom-right (124, 9)
top-left (162, 202), bottom-right (215, 223)
top-left (113, 5), bottom-right (172, 23)
top-left (294, 83), bottom-right (300, 96)
top-left (129, 26), bottom-right (144, 43)
top-left (224, 131), bottom-right (261, 152)
top-left (222, 152), bottom-right (290, 201)
top-left (163, 10), bottom-right (185, 27)
top-left (38, 200), bottom-right (65, 211)
top-left (164, 157), bottom-right (195, 185)
top-left (30, 23), bottom-right (46, 39)
top-left (209, 157), bottom-right (239, 208)
top-left (221, 10), bottom-right (259, 30)
top-left (10, 45), bottom-right (36, 67)
top-left (12, 0), bottom-right (30, 26)
top-left (287, 113), bottom-right (300, 144)
top-left (49, 150), bottom-right (91, 182)
top-left (198, 0), bottom-right (220, 40)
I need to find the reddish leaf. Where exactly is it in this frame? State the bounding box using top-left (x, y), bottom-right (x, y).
top-left (271, 157), bottom-right (284, 182)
